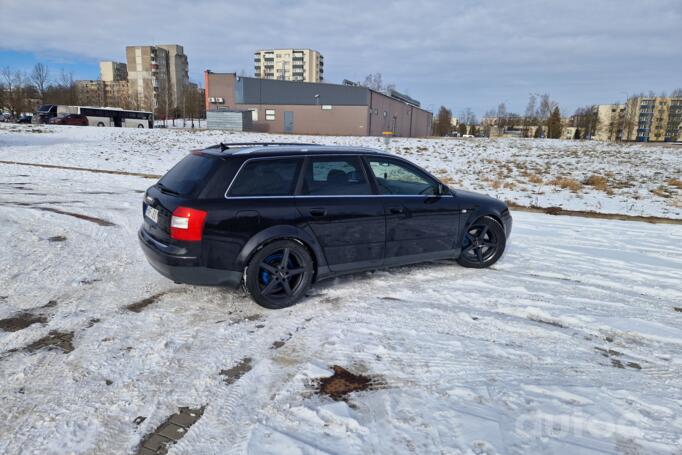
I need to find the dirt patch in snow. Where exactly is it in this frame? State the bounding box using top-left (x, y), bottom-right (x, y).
top-left (0, 159), bottom-right (161, 179)
top-left (136, 406), bottom-right (205, 455)
top-left (25, 331), bottom-right (74, 353)
top-left (47, 235), bottom-right (67, 242)
top-left (220, 357), bottom-right (252, 385)
top-left (508, 203), bottom-right (682, 225)
top-left (316, 365), bottom-right (385, 401)
top-left (126, 290), bottom-right (182, 313)
top-left (0, 312), bottom-right (48, 332)
top-left (0, 202), bottom-right (116, 226)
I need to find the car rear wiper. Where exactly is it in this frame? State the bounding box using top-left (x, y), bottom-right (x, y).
top-left (156, 182), bottom-right (180, 196)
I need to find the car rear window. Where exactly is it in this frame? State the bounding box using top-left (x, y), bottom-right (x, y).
top-left (158, 154), bottom-right (219, 196)
top-left (229, 158), bottom-right (301, 197)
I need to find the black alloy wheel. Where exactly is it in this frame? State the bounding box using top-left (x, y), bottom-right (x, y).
top-left (457, 216), bottom-right (506, 268)
top-left (245, 240), bottom-right (314, 309)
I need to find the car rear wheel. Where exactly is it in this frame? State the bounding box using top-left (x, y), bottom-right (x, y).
top-left (245, 240), bottom-right (313, 309)
top-left (97, 122), bottom-right (105, 127)
top-left (457, 216), bottom-right (506, 268)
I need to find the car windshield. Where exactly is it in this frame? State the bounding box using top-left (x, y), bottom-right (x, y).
top-left (157, 154), bottom-right (218, 196)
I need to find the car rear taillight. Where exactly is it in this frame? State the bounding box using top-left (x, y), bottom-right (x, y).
top-left (170, 207), bottom-right (207, 241)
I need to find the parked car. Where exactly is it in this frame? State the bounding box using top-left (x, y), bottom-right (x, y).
top-left (49, 113), bottom-right (88, 126)
top-left (17, 115), bottom-right (33, 124)
top-left (139, 143), bottom-right (512, 309)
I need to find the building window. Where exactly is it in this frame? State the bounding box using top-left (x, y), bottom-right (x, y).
top-left (265, 109), bottom-right (276, 121)
top-left (251, 109), bottom-right (258, 121)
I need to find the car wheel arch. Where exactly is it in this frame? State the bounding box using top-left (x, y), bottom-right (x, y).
top-left (237, 225), bottom-right (326, 279)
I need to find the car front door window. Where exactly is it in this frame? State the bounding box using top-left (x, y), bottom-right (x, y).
top-left (367, 159), bottom-right (438, 195)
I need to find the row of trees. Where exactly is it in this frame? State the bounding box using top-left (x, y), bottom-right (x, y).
top-left (1, 64), bottom-right (79, 117)
top-left (1, 63), bottom-right (205, 122)
top-left (434, 88), bottom-right (682, 139)
top-left (432, 106), bottom-right (479, 136)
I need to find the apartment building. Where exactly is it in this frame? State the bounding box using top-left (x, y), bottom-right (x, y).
top-left (75, 79), bottom-right (130, 107)
top-left (158, 45), bottom-right (190, 108)
top-left (99, 61), bottom-right (127, 82)
top-left (593, 104), bottom-right (626, 141)
top-left (204, 71), bottom-right (431, 136)
top-left (253, 49), bottom-right (323, 82)
top-left (631, 97), bottom-right (682, 142)
top-left (593, 97), bottom-right (682, 142)
top-left (125, 45), bottom-right (189, 111)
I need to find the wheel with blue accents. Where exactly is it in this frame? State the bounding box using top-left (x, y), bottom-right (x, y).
top-left (457, 216), bottom-right (506, 268)
top-left (245, 240), bottom-right (313, 309)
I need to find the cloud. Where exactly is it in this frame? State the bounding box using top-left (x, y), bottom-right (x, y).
top-left (1, 0), bottom-right (680, 115)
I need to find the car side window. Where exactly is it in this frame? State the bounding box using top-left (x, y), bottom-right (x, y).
top-left (367, 158), bottom-right (438, 195)
top-left (229, 158), bottom-right (300, 197)
top-left (301, 157), bottom-right (372, 195)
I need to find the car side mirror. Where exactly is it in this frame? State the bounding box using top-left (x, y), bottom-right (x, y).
top-left (437, 183), bottom-right (449, 196)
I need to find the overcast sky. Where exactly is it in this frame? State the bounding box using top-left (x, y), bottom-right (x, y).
top-left (1, 0), bottom-right (680, 116)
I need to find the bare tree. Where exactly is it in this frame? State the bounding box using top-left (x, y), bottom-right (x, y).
top-left (360, 73), bottom-right (396, 92)
top-left (1, 66), bottom-right (29, 117)
top-left (672, 88), bottom-right (682, 97)
top-left (523, 94), bottom-right (537, 136)
top-left (496, 103), bottom-right (507, 130)
top-left (30, 63), bottom-right (50, 102)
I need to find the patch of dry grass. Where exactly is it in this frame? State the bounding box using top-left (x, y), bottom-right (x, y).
top-left (549, 177), bottom-right (583, 192)
top-left (667, 178), bottom-right (682, 189)
top-left (527, 174), bottom-right (544, 184)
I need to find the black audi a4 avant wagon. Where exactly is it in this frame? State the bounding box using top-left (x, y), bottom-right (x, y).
top-left (139, 143), bottom-right (512, 309)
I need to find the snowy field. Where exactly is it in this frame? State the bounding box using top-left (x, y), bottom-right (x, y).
top-left (1, 125), bottom-right (682, 454)
top-left (0, 123), bottom-right (680, 219)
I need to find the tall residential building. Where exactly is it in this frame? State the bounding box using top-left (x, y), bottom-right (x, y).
top-left (157, 45), bottom-right (189, 108)
top-left (76, 79), bottom-right (130, 107)
top-left (593, 97), bottom-right (682, 142)
top-left (593, 104), bottom-right (626, 141)
top-left (125, 45), bottom-right (189, 111)
top-left (630, 97), bottom-right (682, 142)
top-left (253, 49), bottom-right (323, 83)
top-left (99, 61), bottom-right (128, 82)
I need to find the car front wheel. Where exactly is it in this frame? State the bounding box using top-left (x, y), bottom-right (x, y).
top-left (245, 240), bottom-right (314, 309)
top-left (457, 216), bottom-right (506, 268)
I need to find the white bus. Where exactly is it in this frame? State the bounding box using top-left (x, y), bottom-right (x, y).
top-left (34, 105), bottom-right (154, 128)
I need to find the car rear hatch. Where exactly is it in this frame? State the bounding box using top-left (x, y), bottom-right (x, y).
top-left (142, 153), bottom-right (221, 246)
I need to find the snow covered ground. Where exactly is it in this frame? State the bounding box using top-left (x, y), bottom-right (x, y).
top-left (0, 123), bottom-right (680, 219)
top-left (1, 125), bottom-right (682, 454)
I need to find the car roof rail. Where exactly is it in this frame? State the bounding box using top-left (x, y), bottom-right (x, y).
top-left (217, 142), bottom-right (318, 152)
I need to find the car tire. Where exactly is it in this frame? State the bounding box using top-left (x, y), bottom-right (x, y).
top-left (97, 122), bottom-right (105, 127)
top-left (245, 240), bottom-right (314, 309)
top-left (138, 124), bottom-right (144, 128)
top-left (457, 216), bottom-right (506, 268)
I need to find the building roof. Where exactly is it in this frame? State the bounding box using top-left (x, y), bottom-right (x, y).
top-left (211, 74), bottom-right (429, 112)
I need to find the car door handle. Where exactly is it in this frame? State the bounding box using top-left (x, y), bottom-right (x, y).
top-left (309, 208), bottom-right (327, 217)
top-left (388, 206), bottom-right (404, 214)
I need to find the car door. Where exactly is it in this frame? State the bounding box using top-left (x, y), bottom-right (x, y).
top-left (295, 155), bottom-right (385, 272)
top-left (364, 156), bottom-right (460, 265)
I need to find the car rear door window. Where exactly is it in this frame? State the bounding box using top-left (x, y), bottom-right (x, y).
top-left (301, 157), bottom-right (372, 195)
top-left (229, 158), bottom-right (301, 197)
top-left (367, 158), bottom-right (438, 195)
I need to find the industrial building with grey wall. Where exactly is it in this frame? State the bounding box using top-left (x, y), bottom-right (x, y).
top-left (204, 71), bottom-right (432, 137)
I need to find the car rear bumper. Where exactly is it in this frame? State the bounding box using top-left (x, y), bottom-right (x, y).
top-left (138, 228), bottom-right (242, 288)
